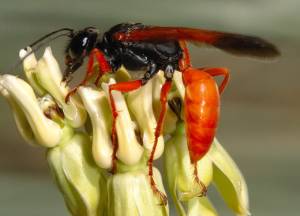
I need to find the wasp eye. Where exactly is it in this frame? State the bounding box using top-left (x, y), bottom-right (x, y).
top-left (82, 37), bottom-right (88, 47)
top-left (67, 34), bottom-right (86, 58)
top-left (67, 30), bottom-right (97, 59)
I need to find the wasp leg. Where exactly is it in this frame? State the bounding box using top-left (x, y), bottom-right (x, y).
top-left (62, 70), bottom-right (73, 85)
top-left (203, 67), bottom-right (230, 94)
top-left (147, 65), bottom-right (174, 205)
top-left (193, 162), bottom-right (208, 197)
top-left (108, 62), bottom-right (157, 172)
top-left (179, 40), bottom-right (191, 71)
top-left (65, 49), bottom-right (111, 103)
top-left (109, 63), bottom-right (169, 205)
top-left (65, 52), bottom-right (95, 103)
top-left (108, 80), bottom-right (143, 174)
top-left (141, 61), bottom-right (158, 84)
top-left (147, 79), bottom-right (172, 205)
top-left (93, 49), bottom-right (111, 86)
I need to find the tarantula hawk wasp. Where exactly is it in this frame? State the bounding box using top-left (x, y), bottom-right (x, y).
top-left (20, 22), bottom-right (279, 205)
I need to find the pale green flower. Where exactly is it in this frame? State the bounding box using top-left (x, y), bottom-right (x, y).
top-left (0, 47), bottom-right (250, 216)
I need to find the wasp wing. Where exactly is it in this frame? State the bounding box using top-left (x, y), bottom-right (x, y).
top-left (114, 26), bottom-right (279, 58)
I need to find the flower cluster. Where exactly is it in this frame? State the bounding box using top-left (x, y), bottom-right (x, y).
top-left (0, 47), bottom-right (250, 216)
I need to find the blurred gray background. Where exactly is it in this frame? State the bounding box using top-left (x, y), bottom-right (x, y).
top-left (0, 0), bottom-right (299, 215)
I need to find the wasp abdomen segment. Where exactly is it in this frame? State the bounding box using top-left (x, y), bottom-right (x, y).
top-left (183, 68), bottom-right (220, 163)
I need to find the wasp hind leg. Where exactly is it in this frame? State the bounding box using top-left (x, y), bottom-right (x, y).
top-left (203, 67), bottom-right (230, 94)
top-left (148, 79), bottom-right (172, 206)
top-left (193, 162), bottom-right (208, 197)
top-left (147, 66), bottom-right (175, 205)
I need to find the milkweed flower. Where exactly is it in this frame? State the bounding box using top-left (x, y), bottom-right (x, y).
top-left (0, 47), bottom-right (250, 216)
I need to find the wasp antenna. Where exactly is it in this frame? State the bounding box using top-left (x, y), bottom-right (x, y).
top-left (7, 32), bottom-right (72, 74)
top-left (28, 28), bottom-right (74, 48)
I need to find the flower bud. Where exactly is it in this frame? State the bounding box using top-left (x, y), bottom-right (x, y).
top-left (186, 197), bottom-right (218, 216)
top-left (208, 139), bottom-right (250, 216)
top-left (107, 167), bottom-right (169, 216)
top-left (47, 133), bottom-right (106, 216)
top-left (164, 121), bottom-right (250, 216)
top-left (164, 122), bottom-right (213, 203)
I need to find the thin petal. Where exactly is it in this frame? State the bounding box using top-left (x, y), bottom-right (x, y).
top-left (108, 167), bottom-right (168, 216)
top-left (78, 86), bottom-right (113, 169)
top-left (19, 48), bottom-right (46, 95)
top-left (164, 122), bottom-right (213, 214)
top-left (208, 139), bottom-right (250, 216)
top-left (127, 77), bottom-right (164, 159)
top-left (187, 197), bottom-right (218, 216)
top-left (101, 79), bottom-right (144, 166)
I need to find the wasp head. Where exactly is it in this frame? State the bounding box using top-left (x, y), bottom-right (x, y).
top-left (63, 27), bottom-right (99, 83)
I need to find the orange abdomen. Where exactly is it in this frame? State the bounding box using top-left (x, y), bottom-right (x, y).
top-left (183, 68), bottom-right (220, 163)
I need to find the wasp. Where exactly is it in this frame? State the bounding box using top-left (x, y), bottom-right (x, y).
top-left (24, 23), bottom-right (279, 204)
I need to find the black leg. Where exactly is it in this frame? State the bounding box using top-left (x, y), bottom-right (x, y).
top-left (141, 61), bottom-right (158, 84)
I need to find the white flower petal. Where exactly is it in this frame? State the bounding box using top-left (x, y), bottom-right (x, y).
top-left (19, 48), bottom-right (46, 95)
top-left (164, 122), bottom-right (213, 214)
top-left (0, 75), bottom-right (61, 147)
top-left (208, 139), bottom-right (250, 216)
top-left (47, 133), bottom-right (105, 216)
top-left (102, 79), bottom-right (144, 166)
top-left (173, 70), bottom-right (185, 100)
top-left (36, 47), bottom-right (87, 128)
top-left (151, 72), bottom-right (178, 135)
top-left (78, 87), bottom-right (113, 169)
top-left (127, 78), bottom-right (164, 159)
top-left (187, 197), bottom-right (218, 216)
top-left (108, 167), bottom-right (168, 216)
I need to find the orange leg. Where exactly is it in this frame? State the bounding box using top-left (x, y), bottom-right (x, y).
top-left (193, 162), bottom-right (208, 197)
top-left (179, 40), bottom-right (191, 71)
top-left (148, 80), bottom-right (172, 205)
top-left (65, 49), bottom-right (111, 102)
top-left (178, 41), bottom-right (229, 94)
top-left (108, 80), bottom-right (143, 173)
top-left (65, 52), bottom-right (95, 102)
top-left (93, 49), bottom-right (112, 86)
top-left (204, 67), bottom-right (230, 94)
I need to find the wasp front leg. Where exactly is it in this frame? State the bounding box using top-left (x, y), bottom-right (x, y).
top-left (65, 49), bottom-right (111, 102)
top-left (65, 53), bottom-right (95, 102)
top-left (93, 49), bottom-right (112, 86)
